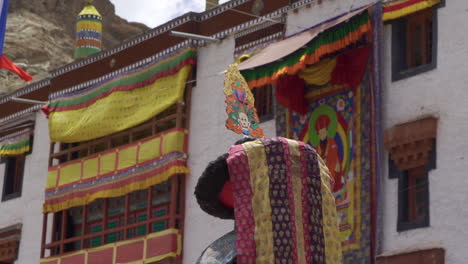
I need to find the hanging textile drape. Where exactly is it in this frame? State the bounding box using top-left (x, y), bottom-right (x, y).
top-left (0, 129), bottom-right (32, 156)
top-left (382, 0), bottom-right (441, 22)
top-left (44, 48), bottom-right (196, 143)
top-left (275, 74), bottom-right (308, 115)
top-left (330, 46), bottom-right (371, 88)
top-left (298, 58), bottom-right (337, 86)
top-left (275, 46), bottom-right (371, 115)
top-left (237, 8), bottom-right (371, 89)
top-left (44, 128), bottom-right (188, 213)
top-left (227, 138), bottom-right (342, 264)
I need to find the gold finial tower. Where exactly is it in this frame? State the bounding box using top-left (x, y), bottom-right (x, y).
top-left (206, 0), bottom-right (219, 10)
top-left (75, 0), bottom-right (102, 58)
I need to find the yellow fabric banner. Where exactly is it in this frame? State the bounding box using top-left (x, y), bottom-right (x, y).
top-left (48, 65), bottom-right (191, 143)
top-left (298, 58), bottom-right (337, 86)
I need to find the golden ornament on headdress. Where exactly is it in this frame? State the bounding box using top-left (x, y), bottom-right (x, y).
top-left (223, 64), bottom-right (255, 105)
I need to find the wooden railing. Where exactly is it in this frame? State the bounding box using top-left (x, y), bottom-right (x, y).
top-left (41, 174), bottom-right (184, 257)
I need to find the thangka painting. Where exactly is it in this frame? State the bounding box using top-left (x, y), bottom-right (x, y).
top-left (224, 64), bottom-right (264, 138)
top-left (276, 49), bottom-right (374, 263)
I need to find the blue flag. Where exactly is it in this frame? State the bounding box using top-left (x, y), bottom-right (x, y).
top-left (0, 0), bottom-right (32, 81)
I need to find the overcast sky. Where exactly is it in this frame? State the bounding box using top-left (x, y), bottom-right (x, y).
top-left (110, 0), bottom-right (230, 28)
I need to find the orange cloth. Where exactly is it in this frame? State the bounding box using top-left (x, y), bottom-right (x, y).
top-left (317, 138), bottom-right (343, 192)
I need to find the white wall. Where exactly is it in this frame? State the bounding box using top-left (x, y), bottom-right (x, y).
top-left (0, 113), bottom-right (49, 264)
top-left (183, 37), bottom-right (238, 264)
top-left (381, 1), bottom-right (468, 263)
top-left (183, 34), bottom-right (277, 263)
top-left (285, 0), bottom-right (374, 36)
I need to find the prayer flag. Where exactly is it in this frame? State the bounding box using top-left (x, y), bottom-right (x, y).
top-left (0, 0), bottom-right (32, 81)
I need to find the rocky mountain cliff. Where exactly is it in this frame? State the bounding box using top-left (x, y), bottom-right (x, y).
top-left (1, 0), bottom-right (149, 94)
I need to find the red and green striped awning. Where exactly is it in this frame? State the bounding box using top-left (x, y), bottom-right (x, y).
top-left (237, 7), bottom-right (371, 89)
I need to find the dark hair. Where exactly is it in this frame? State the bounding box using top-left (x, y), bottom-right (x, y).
top-left (194, 137), bottom-right (256, 219)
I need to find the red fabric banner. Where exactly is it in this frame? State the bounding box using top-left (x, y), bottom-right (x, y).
top-left (0, 55), bottom-right (32, 81)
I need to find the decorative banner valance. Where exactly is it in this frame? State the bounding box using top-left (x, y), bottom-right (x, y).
top-left (383, 0), bottom-right (441, 22)
top-left (0, 129), bottom-right (32, 156)
top-left (40, 228), bottom-right (181, 264)
top-left (237, 8), bottom-right (371, 89)
top-left (0, 224), bottom-right (21, 263)
top-left (276, 46), bottom-right (371, 115)
top-left (44, 48), bottom-right (196, 143)
top-left (44, 128), bottom-right (188, 213)
top-left (384, 117), bottom-right (437, 170)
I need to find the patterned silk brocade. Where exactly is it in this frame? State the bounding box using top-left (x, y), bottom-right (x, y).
top-left (261, 138), bottom-right (296, 263)
top-left (227, 145), bottom-right (257, 264)
top-left (301, 142), bottom-right (326, 264)
top-left (227, 138), bottom-right (342, 264)
top-left (243, 141), bottom-right (275, 264)
top-left (283, 139), bottom-right (307, 264)
top-left (318, 154), bottom-right (344, 264)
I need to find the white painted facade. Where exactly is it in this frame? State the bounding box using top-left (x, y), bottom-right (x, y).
top-left (0, 0), bottom-right (466, 263)
top-left (0, 113), bottom-right (49, 264)
top-left (380, 0), bottom-right (468, 263)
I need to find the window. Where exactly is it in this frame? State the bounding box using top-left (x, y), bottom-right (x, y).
top-left (395, 137), bottom-right (435, 232)
top-left (2, 155), bottom-right (25, 201)
top-left (397, 166), bottom-right (429, 231)
top-left (392, 8), bottom-right (437, 81)
top-left (42, 176), bottom-right (184, 257)
top-left (383, 117), bottom-right (437, 232)
top-left (252, 85), bottom-right (274, 122)
top-left (388, 157), bottom-right (402, 179)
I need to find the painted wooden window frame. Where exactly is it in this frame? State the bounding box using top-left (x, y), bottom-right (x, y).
top-left (391, 7), bottom-right (438, 81)
top-left (2, 155), bottom-right (25, 201)
top-left (42, 173), bottom-right (185, 257)
top-left (1, 134), bottom-right (33, 202)
top-left (396, 139), bottom-right (435, 232)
